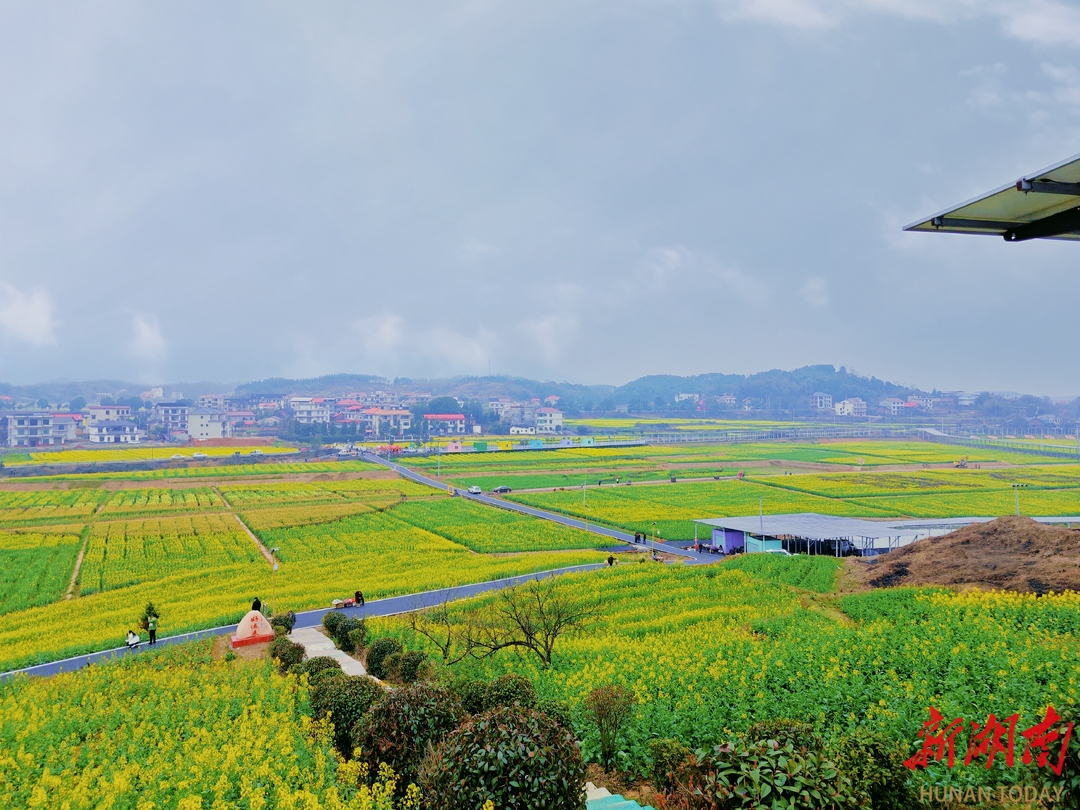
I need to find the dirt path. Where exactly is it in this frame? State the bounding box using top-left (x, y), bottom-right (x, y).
top-left (232, 512), bottom-right (276, 567)
top-left (64, 527), bottom-right (91, 600)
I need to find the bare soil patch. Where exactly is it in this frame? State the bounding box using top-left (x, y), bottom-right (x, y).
top-left (848, 516), bottom-right (1080, 594)
top-left (211, 634), bottom-right (270, 661)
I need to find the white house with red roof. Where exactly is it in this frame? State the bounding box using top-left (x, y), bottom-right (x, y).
top-left (289, 397), bottom-right (332, 424)
top-left (335, 406), bottom-right (412, 438)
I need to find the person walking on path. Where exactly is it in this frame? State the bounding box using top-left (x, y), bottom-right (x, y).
top-left (354, 590), bottom-right (365, 606)
top-left (147, 614), bottom-right (158, 645)
top-left (607, 555), bottom-right (615, 567)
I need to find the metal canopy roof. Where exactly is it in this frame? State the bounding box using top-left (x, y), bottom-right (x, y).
top-left (904, 152), bottom-right (1080, 242)
top-left (694, 513), bottom-right (903, 540)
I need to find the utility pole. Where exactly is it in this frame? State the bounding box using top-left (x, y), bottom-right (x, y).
top-left (1012, 483), bottom-right (1026, 516)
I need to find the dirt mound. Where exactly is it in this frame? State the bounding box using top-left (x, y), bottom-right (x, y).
top-left (853, 516), bottom-right (1080, 594)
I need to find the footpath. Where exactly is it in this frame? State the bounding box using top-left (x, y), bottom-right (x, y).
top-left (290, 627), bottom-right (367, 675)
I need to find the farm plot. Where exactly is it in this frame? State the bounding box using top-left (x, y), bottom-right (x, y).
top-left (0, 489), bottom-right (105, 526)
top-left (391, 498), bottom-right (612, 552)
top-left (849, 487), bottom-right (1080, 518)
top-left (255, 510), bottom-right (468, 561)
top-left (509, 480), bottom-right (904, 540)
top-left (217, 481), bottom-right (342, 507)
top-left (97, 487), bottom-right (224, 517)
top-left (17, 445), bottom-right (299, 465)
top-left (0, 530), bottom-right (83, 615)
top-left (77, 515), bottom-right (261, 594)
top-left (239, 501), bottom-right (383, 530)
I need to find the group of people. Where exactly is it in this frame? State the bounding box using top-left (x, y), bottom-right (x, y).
top-left (125, 612), bottom-right (158, 649)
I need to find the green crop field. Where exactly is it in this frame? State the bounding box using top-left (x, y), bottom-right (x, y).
top-left (0, 530), bottom-right (83, 615)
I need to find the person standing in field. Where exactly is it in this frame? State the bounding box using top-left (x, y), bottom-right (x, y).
top-left (147, 613), bottom-right (158, 645)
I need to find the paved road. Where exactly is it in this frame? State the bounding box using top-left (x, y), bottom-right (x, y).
top-left (1, 563), bottom-right (605, 680)
top-left (363, 452), bottom-right (706, 562)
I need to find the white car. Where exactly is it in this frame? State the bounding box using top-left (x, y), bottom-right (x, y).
top-left (249, 449), bottom-right (264, 456)
top-left (467, 486), bottom-right (482, 495)
top-left (765, 549), bottom-right (793, 556)
top-left (171, 454), bottom-right (185, 460)
top-left (192, 452), bottom-right (208, 460)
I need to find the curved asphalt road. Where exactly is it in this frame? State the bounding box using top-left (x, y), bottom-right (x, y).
top-left (1, 563), bottom-right (604, 680)
top-left (362, 452), bottom-right (704, 562)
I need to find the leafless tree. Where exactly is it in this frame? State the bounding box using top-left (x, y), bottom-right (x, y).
top-left (407, 599), bottom-right (475, 666)
top-left (468, 578), bottom-right (600, 668)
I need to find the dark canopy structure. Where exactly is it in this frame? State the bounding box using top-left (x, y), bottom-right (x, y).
top-left (905, 152), bottom-right (1080, 242)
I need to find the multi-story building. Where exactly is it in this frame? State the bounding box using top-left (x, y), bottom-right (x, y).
top-left (835, 398), bottom-right (867, 417)
top-left (188, 409), bottom-right (232, 440)
top-left (3, 412), bottom-right (58, 447)
top-left (50, 414), bottom-right (81, 442)
top-left (289, 397), bottom-right (332, 424)
top-left (880, 398), bottom-right (904, 416)
top-left (335, 406), bottom-right (412, 438)
top-left (535, 407), bottom-right (563, 434)
top-left (153, 402), bottom-right (190, 433)
top-left (425, 413), bottom-right (466, 434)
top-left (811, 392), bottom-right (833, 411)
top-left (87, 405), bottom-right (132, 424)
top-left (198, 394), bottom-right (226, 410)
top-left (87, 421), bottom-right (141, 443)
top-left (717, 394), bottom-right (737, 407)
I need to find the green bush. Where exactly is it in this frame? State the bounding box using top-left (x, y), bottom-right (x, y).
top-left (366, 638), bottom-right (403, 680)
top-left (353, 682), bottom-right (464, 788)
top-left (310, 673), bottom-right (384, 757)
top-left (396, 650), bottom-right (428, 685)
top-left (335, 617), bottom-right (366, 652)
top-left (292, 656), bottom-right (342, 679)
top-left (381, 652), bottom-right (403, 683)
top-left (535, 697), bottom-right (573, 731)
top-left (648, 738), bottom-right (691, 791)
top-left (668, 740), bottom-right (858, 809)
top-left (484, 673), bottom-right (536, 710)
top-left (347, 627), bottom-right (367, 654)
top-left (269, 615), bottom-right (293, 635)
top-left (452, 678), bottom-right (489, 714)
top-left (585, 684), bottom-right (636, 771)
top-left (269, 637), bottom-right (304, 675)
top-left (826, 729), bottom-right (914, 810)
top-left (322, 611), bottom-right (346, 637)
top-left (419, 706), bottom-right (585, 810)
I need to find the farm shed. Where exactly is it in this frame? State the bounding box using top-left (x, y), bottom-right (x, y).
top-left (693, 513), bottom-right (913, 556)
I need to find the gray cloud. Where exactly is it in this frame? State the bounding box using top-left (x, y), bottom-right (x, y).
top-left (0, 2), bottom-right (1077, 394)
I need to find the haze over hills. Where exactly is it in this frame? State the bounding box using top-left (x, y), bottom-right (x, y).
top-left (1, 366), bottom-right (1076, 419)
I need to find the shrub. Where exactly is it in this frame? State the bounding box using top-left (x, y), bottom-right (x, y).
top-left (335, 617), bottom-right (366, 652)
top-left (419, 706), bottom-right (586, 810)
top-left (452, 678), bottom-right (489, 714)
top-left (322, 611), bottom-right (346, 637)
top-left (648, 738), bottom-right (691, 791)
top-left (667, 740), bottom-right (858, 810)
top-left (381, 652), bottom-right (403, 683)
top-left (366, 638), bottom-right (403, 680)
top-left (293, 656), bottom-right (342, 679)
top-left (585, 684), bottom-right (636, 770)
top-left (138, 601), bottom-right (159, 631)
top-left (827, 730), bottom-right (917, 810)
top-left (535, 697), bottom-right (573, 731)
top-left (269, 637), bottom-right (304, 674)
top-left (353, 682), bottom-right (463, 788)
top-left (396, 650), bottom-right (428, 685)
top-left (347, 627), bottom-right (367, 654)
top-left (269, 615), bottom-right (293, 635)
top-left (310, 673), bottom-right (384, 757)
top-left (484, 673), bottom-right (536, 710)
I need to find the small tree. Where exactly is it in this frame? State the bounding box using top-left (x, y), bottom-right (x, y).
top-left (471, 579), bottom-right (599, 668)
top-left (585, 684), bottom-right (636, 771)
top-left (138, 602), bottom-right (160, 631)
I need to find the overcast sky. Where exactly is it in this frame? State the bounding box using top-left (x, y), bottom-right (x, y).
top-left (0, 1), bottom-right (1078, 394)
